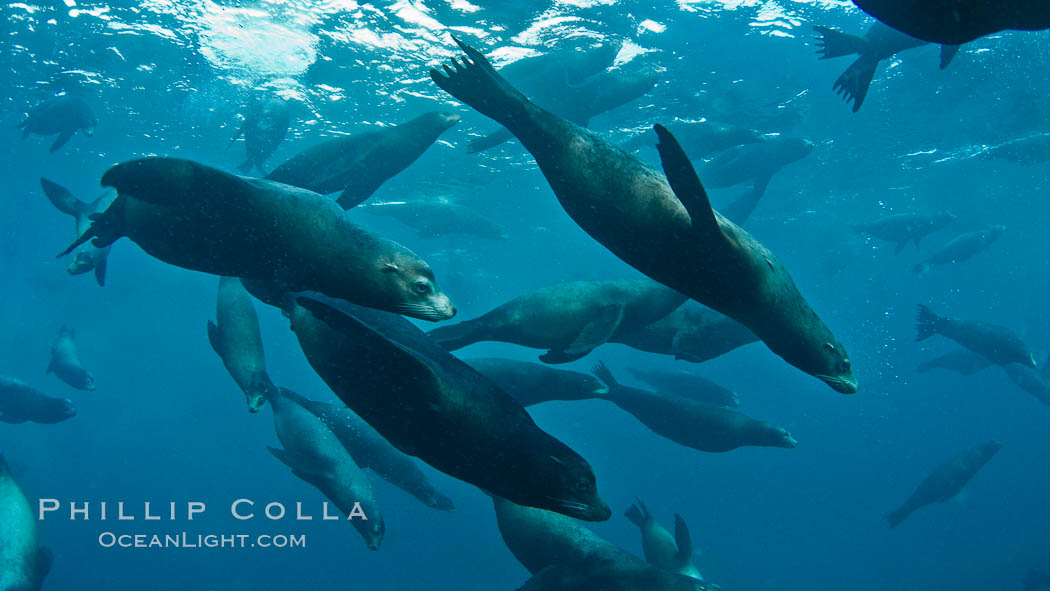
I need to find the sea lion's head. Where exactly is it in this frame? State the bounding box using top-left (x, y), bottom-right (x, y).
top-left (80, 111), bottom-right (98, 136)
top-left (381, 253), bottom-right (456, 322)
top-left (763, 425), bottom-right (798, 449)
top-left (983, 224), bottom-right (1007, 244)
top-left (424, 490), bottom-right (456, 512)
top-left (540, 447), bottom-right (610, 522)
top-left (810, 338), bottom-right (858, 394)
top-left (67, 252), bottom-right (96, 276)
top-left (419, 111), bottom-right (461, 134)
top-left (360, 515), bottom-right (385, 552)
top-left (47, 398), bottom-right (77, 423)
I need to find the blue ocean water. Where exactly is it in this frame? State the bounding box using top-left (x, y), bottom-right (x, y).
top-left (1, 1), bottom-right (1049, 590)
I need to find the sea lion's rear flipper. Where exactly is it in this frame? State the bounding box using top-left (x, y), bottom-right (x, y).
top-left (34, 547), bottom-right (53, 585)
top-left (722, 175), bottom-right (770, 226)
top-left (833, 57), bottom-right (879, 113)
top-left (206, 321), bottom-right (226, 357)
top-left (590, 361), bottom-right (620, 394)
top-left (542, 304), bottom-right (625, 364)
top-left (939, 45), bottom-right (961, 70)
top-left (624, 502), bottom-right (646, 527)
top-left (337, 186), bottom-right (376, 210)
top-left (430, 36), bottom-right (532, 129)
top-left (467, 128), bottom-right (515, 154)
top-left (653, 124), bottom-right (724, 241)
top-left (813, 26), bottom-right (869, 59)
top-left (915, 304), bottom-right (942, 341)
top-left (49, 130), bottom-right (75, 152)
top-left (93, 255), bottom-right (108, 287)
top-left (893, 239), bottom-right (910, 255)
top-left (673, 514), bottom-right (694, 566)
top-left (40, 178), bottom-right (84, 218)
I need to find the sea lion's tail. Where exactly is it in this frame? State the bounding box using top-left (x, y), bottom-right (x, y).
top-left (886, 504), bottom-right (912, 528)
top-left (430, 36), bottom-right (532, 129)
top-left (40, 178), bottom-right (86, 218)
top-left (915, 304), bottom-right (942, 342)
top-left (58, 206), bottom-right (122, 257)
top-left (624, 498), bottom-right (651, 527)
top-left (833, 57), bottom-right (878, 113)
top-left (813, 26), bottom-right (869, 59)
top-left (590, 360), bottom-right (620, 396)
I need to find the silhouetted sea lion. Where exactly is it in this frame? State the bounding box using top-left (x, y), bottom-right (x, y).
top-left (852, 0), bottom-right (1050, 45)
top-left (427, 279), bottom-right (686, 364)
top-left (430, 38), bottom-right (857, 393)
top-left (0, 455), bottom-right (52, 591)
top-left (466, 358), bottom-right (608, 406)
top-left (47, 326), bottom-right (94, 391)
top-left (267, 387), bottom-right (384, 550)
top-left (228, 97), bottom-right (291, 174)
top-left (917, 348), bottom-right (993, 376)
top-left (288, 296), bottom-right (610, 521)
top-left (887, 440), bottom-right (1001, 527)
top-left (610, 304), bottom-right (759, 364)
top-left (18, 95), bottom-right (96, 152)
top-left (359, 200), bottom-right (508, 240)
top-left (916, 305), bottom-right (1035, 367)
top-left (0, 376), bottom-right (75, 424)
top-left (625, 500), bottom-right (704, 581)
top-left (854, 211), bottom-right (956, 254)
top-left (266, 111), bottom-right (460, 208)
top-left (61, 157), bottom-right (455, 321)
top-left (207, 277), bottom-right (277, 412)
top-left (813, 22), bottom-right (959, 112)
top-left (626, 367), bottom-right (739, 408)
top-left (912, 225), bottom-right (1005, 273)
top-left (592, 362), bottom-right (796, 453)
top-left (40, 177), bottom-right (115, 286)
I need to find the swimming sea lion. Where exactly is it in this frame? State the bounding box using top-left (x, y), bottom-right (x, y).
top-left (610, 303), bottom-right (759, 364)
top-left (228, 97), bottom-right (292, 175)
top-left (47, 326), bottom-right (95, 391)
top-left (359, 200), bottom-right (509, 240)
top-left (430, 38), bottom-right (857, 393)
top-left (267, 387), bottom-right (384, 550)
top-left (288, 296), bottom-right (610, 521)
top-left (466, 358), bottom-right (608, 407)
top-left (61, 157), bottom-right (455, 321)
top-left (623, 120), bottom-right (764, 159)
top-left (982, 133), bottom-right (1050, 165)
top-left (519, 553), bottom-right (712, 591)
top-left (427, 279), bottom-right (687, 364)
top-left (700, 136), bottom-right (814, 199)
top-left (625, 367), bottom-right (739, 408)
top-left (852, 0), bottom-right (1050, 45)
top-left (0, 376), bottom-right (76, 425)
top-left (912, 225), bottom-right (1005, 273)
top-left (40, 177), bottom-right (115, 286)
top-left (280, 389), bottom-right (455, 512)
top-left (916, 305), bottom-right (1035, 367)
top-left (625, 500), bottom-right (704, 581)
top-left (592, 362), bottom-right (797, 453)
top-left (917, 348), bottom-right (993, 376)
top-left (0, 455), bottom-right (53, 591)
top-left (854, 211), bottom-right (956, 254)
top-left (813, 22), bottom-right (959, 112)
top-left (207, 277), bottom-right (278, 413)
top-left (887, 440), bottom-right (1002, 528)
top-left (266, 111), bottom-right (460, 209)
top-left (18, 95), bottom-right (96, 152)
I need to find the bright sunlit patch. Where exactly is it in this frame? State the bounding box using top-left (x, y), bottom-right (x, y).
top-left (637, 19), bottom-right (666, 34)
top-left (197, 2), bottom-right (318, 78)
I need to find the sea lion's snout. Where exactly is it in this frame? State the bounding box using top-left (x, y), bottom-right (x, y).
top-left (820, 374), bottom-right (859, 394)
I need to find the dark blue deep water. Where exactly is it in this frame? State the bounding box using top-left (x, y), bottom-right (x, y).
top-left (2, 1), bottom-right (1049, 590)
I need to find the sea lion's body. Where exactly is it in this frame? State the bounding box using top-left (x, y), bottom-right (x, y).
top-left (626, 367), bottom-right (739, 408)
top-left (984, 133), bottom-right (1050, 165)
top-left (854, 211), bottom-right (956, 254)
top-left (467, 358), bottom-right (608, 406)
top-left (266, 111), bottom-right (459, 208)
top-left (700, 136), bottom-right (813, 194)
top-left (610, 304), bottom-right (759, 364)
top-left (0, 376), bottom-right (75, 425)
top-left (430, 39), bottom-right (856, 393)
top-left (624, 120), bottom-right (764, 159)
top-left (229, 97), bottom-right (291, 175)
top-left (887, 440), bottom-right (1002, 527)
top-left (916, 305), bottom-right (1035, 367)
top-left (625, 500), bottom-right (704, 581)
top-left (47, 327), bottom-right (94, 391)
top-left (917, 349), bottom-right (993, 376)
top-left (18, 95), bottom-right (96, 152)
top-left (207, 277), bottom-right (277, 412)
top-left (0, 456), bottom-right (52, 591)
top-left (913, 225), bottom-right (1005, 272)
top-left (360, 200), bottom-right (508, 240)
top-left (519, 554), bottom-right (711, 591)
top-left (852, 0), bottom-right (1050, 45)
top-left (40, 178), bottom-right (114, 286)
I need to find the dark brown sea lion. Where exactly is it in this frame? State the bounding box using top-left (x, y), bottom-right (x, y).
top-left (852, 0), bottom-right (1050, 45)
top-left (887, 440), bottom-right (1001, 528)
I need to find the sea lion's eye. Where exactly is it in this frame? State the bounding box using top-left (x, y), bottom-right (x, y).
top-left (575, 479), bottom-right (589, 492)
top-left (824, 342), bottom-right (836, 351)
top-left (414, 281), bottom-right (431, 294)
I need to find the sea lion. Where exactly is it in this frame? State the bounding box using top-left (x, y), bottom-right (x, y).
top-left (625, 500), bottom-right (704, 581)
top-left (430, 38), bottom-right (857, 393)
top-left (917, 348), bottom-right (993, 376)
top-left (982, 133), bottom-right (1050, 165)
top-left (916, 305), bottom-right (1035, 367)
top-left (1003, 363), bottom-right (1050, 406)
top-left (426, 279), bottom-right (687, 364)
top-left (207, 277), bottom-right (278, 413)
top-left (359, 200), bottom-right (509, 240)
top-left (592, 362), bottom-right (797, 453)
top-left (852, 0), bottom-right (1050, 45)
top-left (498, 42), bottom-right (621, 95)
top-left (266, 387), bottom-right (384, 550)
top-left (699, 136), bottom-right (814, 199)
top-left (228, 97), bottom-right (292, 175)
top-left (46, 326), bottom-right (95, 391)
top-left (625, 367), bottom-right (739, 408)
top-left (610, 303), bottom-right (759, 364)
top-left (623, 120), bottom-right (765, 160)
top-left (853, 211), bottom-right (956, 254)
top-left (912, 225), bottom-right (1005, 273)
top-left (887, 440), bottom-right (1002, 528)
top-left (40, 177), bottom-right (115, 286)
top-left (61, 157), bottom-right (455, 321)
top-left (18, 95), bottom-right (96, 152)
top-left (288, 295), bottom-right (610, 521)
top-left (0, 376), bottom-right (75, 425)
top-left (813, 22), bottom-right (959, 112)
top-left (519, 554), bottom-right (712, 591)
top-left (280, 389), bottom-right (455, 512)
top-left (265, 111), bottom-right (460, 209)
top-left (466, 358), bottom-right (608, 407)
top-left (0, 455), bottom-right (53, 591)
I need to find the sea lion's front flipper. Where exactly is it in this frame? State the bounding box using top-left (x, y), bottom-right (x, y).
top-left (940, 45), bottom-right (961, 70)
top-left (812, 26), bottom-right (869, 59)
top-left (40, 178), bottom-right (83, 218)
top-left (673, 514), bottom-right (694, 568)
top-left (49, 130), bottom-right (75, 152)
top-left (553, 304), bottom-right (626, 363)
top-left (722, 176), bottom-right (769, 226)
top-left (93, 255), bottom-right (108, 287)
top-left (206, 321), bottom-right (225, 357)
top-left (466, 127), bottom-right (515, 154)
top-left (893, 239), bottom-right (910, 255)
top-left (266, 446), bottom-right (331, 481)
top-left (653, 125), bottom-right (723, 240)
top-left (337, 185), bottom-right (376, 210)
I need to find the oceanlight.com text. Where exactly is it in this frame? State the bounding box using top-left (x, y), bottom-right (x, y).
top-left (97, 532), bottom-right (307, 549)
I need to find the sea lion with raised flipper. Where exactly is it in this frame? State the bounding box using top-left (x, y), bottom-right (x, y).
top-left (626, 367), bottom-right (739, 408)
top-left (887, 440), bottom-right (1001, 528)
top-left (518, 553), bottom-right (712, 591)
top-left (610, 304), bottom-right (759, 364)
top-left (916, 305), bottom-right (1035, 368)
top-left (266, 387), bottom-right (384, 550)
top-left (207, 277), bottom-right (277, 413)
top-left (228, 97), bottom-right (292, 175)
top-left (40, 177), bottom-right (115, 286)
top-left (0, 376), bottom-right (75, 425)
top-left (265, 111), bottom-right (460, 209)
top-left (0, 455), bottom-right (53, 591)
top-left (280, 389), bottom-right (455, 512)
top-left (61, 157), bottom-right (455, 321)
top-left (912, 225), bottom-right (1005, 273)
top-left (430, 38), bottom-right (857, 393)
top-left (852, 0), bottom-right (1050, 45)
top-left (427, 279), bottom-right (687, 364)
top-left (18, 95), bottom-right (96, 152)
top-left (592, 362), bottom-right (796, 453)
top-left (466, 358), bottom-right (608, 407)
top-left (625, 500), bottom-right (704, 581)
top-left (47, 326), bottom-right (94, 391)
top-left (917, 348), bottom-right (993, 376)
top-left (359, 199), bottom-right (508, 240)
top-left (813, 22), bottom-right (959, 112)
top-left (854, 211), bottom-right (956, 254)
top-left (288, 295), bottom-right (610, 521)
